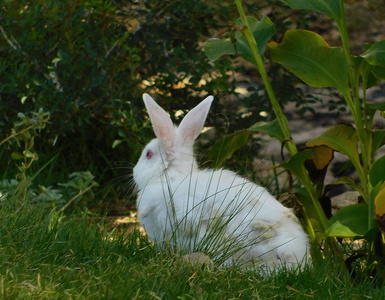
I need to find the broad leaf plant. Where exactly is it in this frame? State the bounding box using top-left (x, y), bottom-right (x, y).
top-left (204, 0), bottom-right (385, 274)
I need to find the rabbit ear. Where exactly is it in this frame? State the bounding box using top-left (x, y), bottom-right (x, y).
top-left (178, 96), bottom-right (213, 144)
top-left (143, 93), bottom-right (175, 148)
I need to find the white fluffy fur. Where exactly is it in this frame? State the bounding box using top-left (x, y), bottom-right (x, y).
top-left (133, 94), bottom-right (310, 271)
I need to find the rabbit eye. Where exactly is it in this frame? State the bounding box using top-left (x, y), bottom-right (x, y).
top-left (145, 150), bottom-right (154, 160)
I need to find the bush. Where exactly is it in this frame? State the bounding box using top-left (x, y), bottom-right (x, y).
top-left (1, 0), bottom-right (313, 205)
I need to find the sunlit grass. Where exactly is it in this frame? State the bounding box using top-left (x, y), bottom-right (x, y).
top-left (0, 203), bottom-right (384, 299)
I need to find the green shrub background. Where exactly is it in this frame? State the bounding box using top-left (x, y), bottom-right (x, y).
top-left (1, 0), bottom-right (311, 209)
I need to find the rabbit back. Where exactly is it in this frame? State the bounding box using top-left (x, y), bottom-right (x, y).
top-left (136, 168), bottom-right (310, 269)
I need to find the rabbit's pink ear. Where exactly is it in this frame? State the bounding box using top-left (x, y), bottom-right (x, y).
top-left (178, 96), bottom-right (213, 144)
top-left (143, 93), bottom-right (175, 148)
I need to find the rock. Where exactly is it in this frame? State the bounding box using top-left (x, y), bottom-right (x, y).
top-left (178, 252), bottom-right (215, 268)
top-left (331, 191), bottom-right (360, 214)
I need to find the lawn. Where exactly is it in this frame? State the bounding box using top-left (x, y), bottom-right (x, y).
top-left (1, 204), bottom-right (384, 299)
top-left (2, 0), bottom-right (385, 298)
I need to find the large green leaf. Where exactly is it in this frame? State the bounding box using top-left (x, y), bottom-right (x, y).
top-left (367, 101), bottom-right (385, 113)
top-left (352, 55), bottom-right (380, 89)
top-left (248, 118), bottom-right (285, 142)
top-left (327, 204), bottom-right (369, 238)
top-left (203, 39), bottom-right (236, 62)
top-left (333, 176), bottom-right (364, 196)
top-left (369, 154), bottom-right (385, 187)
top-left (361, 40), bottom-right (385, 66)
top-left (283, 0), bottom-right (342, 27)
top-left (234, 16), bottom-right (276, 65)
top-left (267, 30), bottom-right (349, 95)
top-left (203, 16), bottom-right (275, 64)
top-left (280, 145), bottom-right (333, 186)
top-left (280, 150), bottom-right (314, 184)
top-left (206, 130), bottom-right (250, 169)
top-left (373, 66), bottom-right (385, 80)
top-left (372, 130), bottom-right (385, 155)
top-left (368, 101), bottom-right (385, 121)
top-left (306, 124), bottom-right (360, 170)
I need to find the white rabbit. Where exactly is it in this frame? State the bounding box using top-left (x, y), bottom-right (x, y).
top-left (133, 93), bottom-right (310, 272)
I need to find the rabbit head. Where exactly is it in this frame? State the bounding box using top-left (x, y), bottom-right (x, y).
top-left (133, 93), bottom-right (213, 190)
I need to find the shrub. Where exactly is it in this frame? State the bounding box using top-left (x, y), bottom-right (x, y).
top-left (0, 0), bottom-right (313, 204)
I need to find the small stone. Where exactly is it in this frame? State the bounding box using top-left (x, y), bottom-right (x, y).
top-left (331, 191), bottom-right (360, 214)
top-left (179, 252), bottom-right (215, 268)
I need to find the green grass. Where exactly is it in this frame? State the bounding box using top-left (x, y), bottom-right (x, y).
top-left (1, 204), bottom-right (384, 299)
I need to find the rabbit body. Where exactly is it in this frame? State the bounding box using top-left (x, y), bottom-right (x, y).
top-left (134, 94), bottom-right (310, 271)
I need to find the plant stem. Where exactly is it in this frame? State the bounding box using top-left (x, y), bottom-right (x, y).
top-left (338, 0), bottom-right (375, 244)
top-left (234, 0), bottom-right (349, 271)
top-left (234, 0), bottom-right (328, 228)
top-left (234, 0), bottom-right (297, 156)
top-left (338, 1), bottom-right (371, 205)
top-left (59, 183), bottom-right (97, 213)
top-left (0, 126), bottom-right (34, 147)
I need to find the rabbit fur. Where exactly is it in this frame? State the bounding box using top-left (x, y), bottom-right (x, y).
top-left (133, 93), bottom-right (310, 271)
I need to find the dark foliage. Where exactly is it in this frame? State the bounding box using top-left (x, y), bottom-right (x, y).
top-left (0, 0), bottom-right (313, 205)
